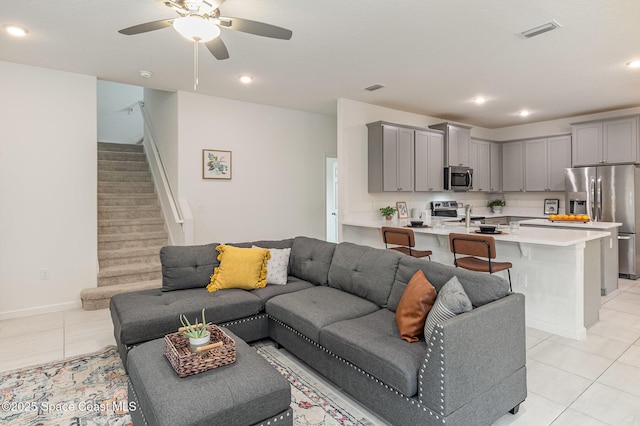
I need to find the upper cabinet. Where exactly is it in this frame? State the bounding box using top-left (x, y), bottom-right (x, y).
top-left (501, 135), bottom-right (571, 193)
top-left (429, 122), bottom-right (471, 167)
top-left (415, 130), bottom-right (444, 192)
top-left (523, 136), bottom-right (571, 191)
top-left (367, 122), bottom-right (414, 192)
top-left (547, 135), bottom-right (572, 191)
top-left (490, 142), bottom-right (502, 192)
top-left (469, 139), bottom-right (490, 192)
top-left (502, 141), bottom-right (524, 192)
top-left (572, 116), bottom-right (639, 166)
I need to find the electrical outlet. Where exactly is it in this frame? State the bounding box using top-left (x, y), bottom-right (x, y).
top-left (40, 268), bottom-right (50, 280)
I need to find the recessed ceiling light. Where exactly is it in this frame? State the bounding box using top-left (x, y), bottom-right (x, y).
top-left (5, 25), bottom-right (28, 37)
top-left (474, 97), bottom-right (487, 104)
top-left (239, 75), bottom-right (253, 84)
top-left (626, 60), bottom-right (640, 69)
top-left (519, 110), bottom-right (531, 117)
top-left (139, 70), bottom-right (153, 78)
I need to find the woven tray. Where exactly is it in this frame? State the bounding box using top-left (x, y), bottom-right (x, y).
top-left (164, 325), bottom-right (236, 378)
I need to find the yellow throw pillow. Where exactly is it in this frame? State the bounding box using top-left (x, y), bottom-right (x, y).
top-left (207, 245), bottom-right (271, 292)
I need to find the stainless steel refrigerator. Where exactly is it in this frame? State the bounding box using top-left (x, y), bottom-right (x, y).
top-left (565, 164), bottom-right (640, 279)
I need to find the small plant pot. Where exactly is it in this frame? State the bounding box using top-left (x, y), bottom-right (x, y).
top-left (491, 206), bottom-right (503, 214)
top-left (188, 331), bottom-right (211, 353)
top-left (385, 215), bottom-right (394, 221)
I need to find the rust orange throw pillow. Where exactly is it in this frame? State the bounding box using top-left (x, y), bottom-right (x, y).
top-left (395, 270), bottom-right (437, 342)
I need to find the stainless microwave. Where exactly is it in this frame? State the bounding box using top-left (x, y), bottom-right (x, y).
top-left (444, 166), bottom-right (473, 191)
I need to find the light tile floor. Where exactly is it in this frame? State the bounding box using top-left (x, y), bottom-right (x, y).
top-left (1, 279), bottom-right (639, 425)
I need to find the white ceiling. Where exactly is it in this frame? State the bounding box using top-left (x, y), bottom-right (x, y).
top-left (1, 0), bottom-right (639, 128)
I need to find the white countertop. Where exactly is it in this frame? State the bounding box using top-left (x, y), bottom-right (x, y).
top-left (519, 218), bottom-right (622, 230)
top-left (342, 219), bottom-right (611, 247)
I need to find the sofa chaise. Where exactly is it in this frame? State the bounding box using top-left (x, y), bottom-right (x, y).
top-left (110, 236), bottom-right (526, 426)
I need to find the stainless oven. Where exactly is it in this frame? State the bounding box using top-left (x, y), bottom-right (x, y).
top-left (444, 166), bottom-right (473, 191)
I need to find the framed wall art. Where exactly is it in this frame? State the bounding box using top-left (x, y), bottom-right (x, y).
top-left (544, 198), bottom-right (559, 215)
top-left (396, 201), bottom-right (408, 219)
top-left (203, 149), bottom-right (232, 180)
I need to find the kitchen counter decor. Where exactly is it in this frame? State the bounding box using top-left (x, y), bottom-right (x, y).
top-left (548, 214), bottom-right (590, 223)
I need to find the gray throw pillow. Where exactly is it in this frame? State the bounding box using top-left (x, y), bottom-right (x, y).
top-left (423, 276), bottom-right (473, 344)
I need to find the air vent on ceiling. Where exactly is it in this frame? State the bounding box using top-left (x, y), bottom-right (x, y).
top-left (364, 84), bottom-right (385, 92)
top-left (518, 20), bottom-right (561, 39)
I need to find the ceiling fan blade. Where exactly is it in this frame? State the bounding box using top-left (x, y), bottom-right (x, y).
top-left (219, 17), bottom-right (292, 40)
top-left (118, 19), bottom-right (174, 35)
top-left (205, 37), bottom-right (230, 60)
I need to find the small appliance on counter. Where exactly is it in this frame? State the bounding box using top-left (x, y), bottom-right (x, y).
top-left (430, 200), bottom-right (485, 222)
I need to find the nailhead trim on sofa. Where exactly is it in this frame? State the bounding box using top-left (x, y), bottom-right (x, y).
top-left (268, 316), bottom-right (447, 423)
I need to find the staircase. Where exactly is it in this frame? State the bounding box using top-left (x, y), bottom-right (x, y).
top-left (80, 142), bottom-right (167, 310)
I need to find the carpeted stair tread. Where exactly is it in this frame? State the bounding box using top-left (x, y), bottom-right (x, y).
top-left (81, 279), bottom-right (162, 310)
top-left (98, 151), bottom-right (147, 162)
top-left (99, 246), bottom-right (161, 260)
top-left (98, 142), bottom-right (144, 152)
top-left (98, 170), bottom-right (153, 182)
top-left (98, 207), bottom-right (162, 220)
top-left (98, 181), bottom-right (155, 193)
top-left (98, 262), bottom-right (161, 278)
top-left (99, 205), bottom-right (161, 212)
top-left (98, 230), bottom-right (167, 242)
top-left (98, 160), bottom-right (149, 172)
top-left (99, 217), bottom-right (165, 227)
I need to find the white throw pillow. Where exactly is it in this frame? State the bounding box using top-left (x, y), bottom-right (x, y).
top-left (423, 276), bottom-right (472, 344)
top-left (252, 246), bottom-right (291, 285)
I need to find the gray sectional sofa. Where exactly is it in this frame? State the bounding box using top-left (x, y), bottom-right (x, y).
top-left (110, 236), bottom-right (527, 426)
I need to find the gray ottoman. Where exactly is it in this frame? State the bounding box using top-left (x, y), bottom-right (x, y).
top-left (127, 329), bottom-right (292, 426)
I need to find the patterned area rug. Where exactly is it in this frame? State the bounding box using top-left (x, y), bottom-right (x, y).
top-left (1, 344), bottom-right (383, 426)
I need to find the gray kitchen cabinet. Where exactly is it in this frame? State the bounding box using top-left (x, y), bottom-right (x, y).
top-left (469, 138), bottom-right (490, 191)
top-left (367, 121), bottom-right (414, 192)
top-left (415, 130), bottom-right (444, 191)
top-left (429, 122), bottom-right (471, 167)
top-left (547, 135), bottom-right (572, 191)
top-left (604, 117), bottom-right (639, 164)
top-left (524, 138), bottom-right (548, 191)
top-left (572, 116), bottom-right (639, 166)
top-left (490, 142), bottom-right (502, 192)
top-left (502, 141), bottom-right (524, 191)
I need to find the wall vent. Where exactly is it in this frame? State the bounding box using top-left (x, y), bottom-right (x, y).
top-left (364, 84), bottom-right (385, 92)
top-left (518, 20), bottom-right (561, 39)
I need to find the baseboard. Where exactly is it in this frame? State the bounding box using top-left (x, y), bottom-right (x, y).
top-left (0, 300), bottom-right (83, 320)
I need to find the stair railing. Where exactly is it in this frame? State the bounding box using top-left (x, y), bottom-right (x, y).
top-left (139, 101), bottom-right (194, 245)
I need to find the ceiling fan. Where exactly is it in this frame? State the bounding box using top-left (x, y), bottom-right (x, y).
top-left (118, 0), bottom-right (293, 61)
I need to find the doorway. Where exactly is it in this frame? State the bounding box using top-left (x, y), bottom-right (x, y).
top-left (326, 156), bottom-right (338, 242)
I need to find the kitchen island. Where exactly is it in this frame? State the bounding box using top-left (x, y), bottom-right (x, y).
top-left (520, 218), bottom-right (621, 296)
top-left (342, 219), bottom-right (612, 340)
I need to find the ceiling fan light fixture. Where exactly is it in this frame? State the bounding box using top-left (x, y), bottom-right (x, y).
top-left (173, 15), bottom-right (220, 42)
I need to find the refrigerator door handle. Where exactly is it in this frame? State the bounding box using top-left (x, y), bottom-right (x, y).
top-left (618, 236), bottom-right (632, 240)
top-left (590, 179), bottom-right (596, 219)
top-left (598, 178), bottom-right (603, 221)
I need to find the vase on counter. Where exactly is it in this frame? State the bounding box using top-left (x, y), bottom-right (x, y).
top-left (385, 215), bottom-right (393, 221)
top-left (492, 206), bottom-right (503, 214)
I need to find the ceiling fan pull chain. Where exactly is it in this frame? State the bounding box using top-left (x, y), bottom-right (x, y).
top-left (193, 39), bottom-right (199, 91)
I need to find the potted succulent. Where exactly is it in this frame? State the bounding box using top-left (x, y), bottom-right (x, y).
top-left (379, 206), bottom-right (397, 220)
top-left (180, 308), bottom-right (212, 353)
top-left (488, 199), bottom-right (506, 213)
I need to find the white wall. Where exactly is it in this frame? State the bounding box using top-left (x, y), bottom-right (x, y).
top-left (97, 80), bottom-right (143, 144)
top-left (0, 61), bottom-right (97, 319)
top-left (177, 92), bottom-right (337, 244)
